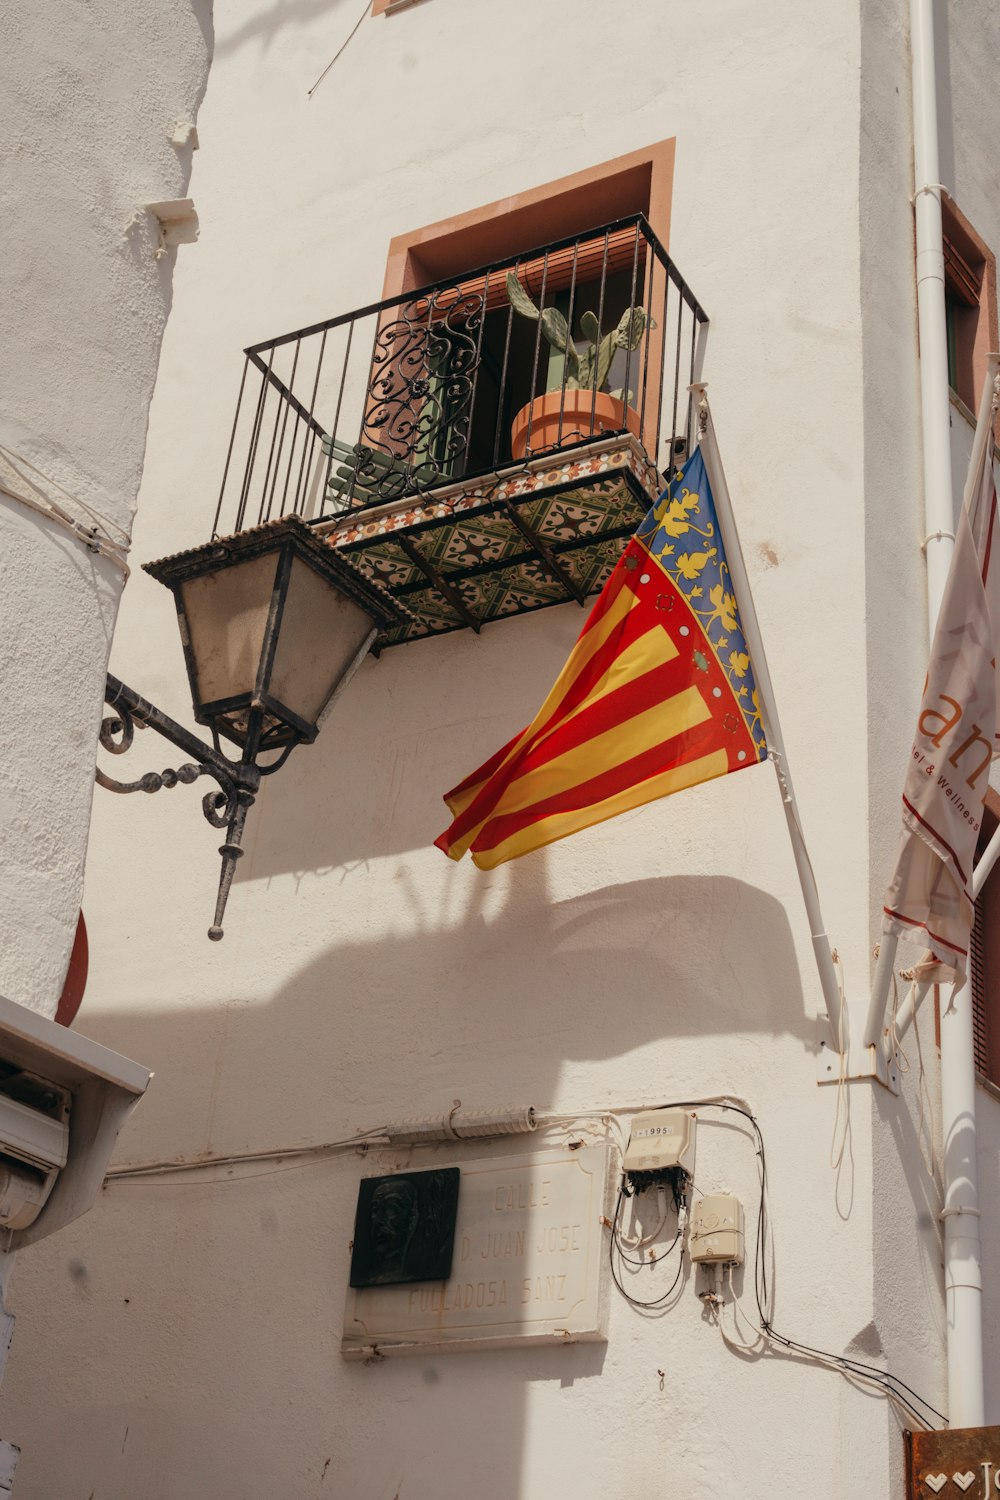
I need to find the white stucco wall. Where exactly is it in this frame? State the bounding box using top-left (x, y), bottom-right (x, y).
top-left (4, 0), bottom-right (996, 1494)
top-left (0, 0), bottom-right (212, 1016)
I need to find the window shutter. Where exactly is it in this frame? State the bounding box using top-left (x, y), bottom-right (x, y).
top-left (944, 234), bottom-right (983, 308)
top-left (971, 897), bottom-right (990, 1077)
top-left (429, 226), bottom-right (649, 318)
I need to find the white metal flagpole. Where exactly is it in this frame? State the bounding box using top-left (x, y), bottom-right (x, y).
top-left (690, 384), bottom-right (848, 1050)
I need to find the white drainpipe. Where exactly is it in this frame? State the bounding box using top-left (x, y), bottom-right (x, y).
top-left (909, 0), bottom-right (985, 1428)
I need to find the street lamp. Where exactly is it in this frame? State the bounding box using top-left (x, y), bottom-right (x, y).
top-left (97, 516), bottom-right (404, 940)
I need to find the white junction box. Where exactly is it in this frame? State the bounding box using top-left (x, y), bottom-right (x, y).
top-left (689, 1194), bottom-right (745, 1265)
top-left (623, 1110), bottom-right (696, 1184)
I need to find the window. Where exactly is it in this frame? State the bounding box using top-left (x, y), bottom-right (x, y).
top-left (210, 143), bottom-right (707, 652)
top-left (382, 141), bottom-right (675, 298)
top-left (941, 195), bottom-right (996, 414)
top-left (424, 231), bottom-right (658, 480)
top-left (970, 794), bottom-right (1000, 1089)
top-left (374, 143), bottom-right (678, 483)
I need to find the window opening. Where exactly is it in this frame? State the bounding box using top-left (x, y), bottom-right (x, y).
top-left (941, 196), bottom-right (994, 414)
top-left (969, 801), bottom-right (1000, 1088)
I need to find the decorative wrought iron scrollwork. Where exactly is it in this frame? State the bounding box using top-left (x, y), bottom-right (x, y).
top-left (96, 675), bottom-right (259, 940)
top-left (96, 754), bottom-right (240, 833)
top-left (202, 777), bottom-right (240, 829)
top-left (358, 287), bottom-right (486, 504)
top-left (99, 704), bottom-right (136, 756)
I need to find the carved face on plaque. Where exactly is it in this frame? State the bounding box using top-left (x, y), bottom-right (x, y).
top-left (349, 1168), bottom-right (460, 1289)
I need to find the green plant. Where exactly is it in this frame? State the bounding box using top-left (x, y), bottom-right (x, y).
top-left (505, 270), bottom-right (653, 399)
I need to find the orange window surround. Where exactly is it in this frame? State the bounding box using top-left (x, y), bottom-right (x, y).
top-left (941, 194), bottom-right (998, 414)
top-left (381, 141), bottom-right (676, 300)
top-left (375, 144), bottom-right (677, 470)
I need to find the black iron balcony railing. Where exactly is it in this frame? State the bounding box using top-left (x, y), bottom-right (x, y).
top-left (211, 215), bottom-right (707, 540)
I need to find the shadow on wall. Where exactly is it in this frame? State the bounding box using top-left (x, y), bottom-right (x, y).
top-left (82, 871), bottom-right (809, 1155)
top-left (234, 603), bottom-right (778, 880)
top-left (213, 0), bottom-right (368, 60)
top-left (238, 626), bottom-right (567, 877)
top-left (5, 857), bottom-right (810, 1498)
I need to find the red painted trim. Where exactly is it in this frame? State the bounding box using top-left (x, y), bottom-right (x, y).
top-left (883, 906), bottom-right (967, 958)
top-left (55, 911), bottom-right (88, 1027)
top-left (902, 794), bottom-right (970, 888)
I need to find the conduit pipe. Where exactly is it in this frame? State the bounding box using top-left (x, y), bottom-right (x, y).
top-left (932, 358), bottom-right (1000, 1430)
top-left (384, 1106), bottom-right (538, 1145)
top-left (908, 0), bottom-right (984, 1429)
top-left (864, 0), bottom-right (957, 1054)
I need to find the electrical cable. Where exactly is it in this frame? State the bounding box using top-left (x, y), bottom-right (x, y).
top-left (890, 963), bottom-right (939, 1182)
top-left (307, 0), bottom-right (373, 97)
top-left (101, 1090), bottom-right (949, 1428)
top-left (716, 1265), bottom-right (762, 1355)
top-left (608, 1188), bottom-right (685, 1309)
top-left (828, 950), bottom-right (850, 1171)
top-left (105, 1128), bottom-right (390, 1182)
top-left (614, 1223), bottom-right (681, 1270)
top-left (609, 1097), bottom-right (947, 1431)
top-left (103, 1106), bottom-right (626, 1185)
top-left (618, 1182), bottom-right (670, 1250)
top-left (714, 1271), bottom-right (934, 1428)
top-left (0, 442), bottom-right (131, 576)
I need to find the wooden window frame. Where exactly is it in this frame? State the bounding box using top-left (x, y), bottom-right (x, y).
top-left (941, 194), bottom-right (997, 415)
top-left (938, 789), bottom-right (1000, 1091)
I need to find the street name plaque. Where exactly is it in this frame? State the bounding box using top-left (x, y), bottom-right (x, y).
top-left (906, 1427), bottom-right (1000, 1499)
top-left (341, 1142), bottom-right (613, 1358)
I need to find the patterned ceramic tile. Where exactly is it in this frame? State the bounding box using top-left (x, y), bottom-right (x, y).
top-left (325, 438), bottom-right (663, 646)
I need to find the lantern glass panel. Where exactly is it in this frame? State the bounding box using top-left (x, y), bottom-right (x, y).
top-left (180, 553), bottom-right (278, 709)
top-left (268, 555), bottom-right (375, 728)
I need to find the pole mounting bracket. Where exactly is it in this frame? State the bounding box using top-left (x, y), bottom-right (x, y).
top-left (816, 1018), bottom-right (900, 1094)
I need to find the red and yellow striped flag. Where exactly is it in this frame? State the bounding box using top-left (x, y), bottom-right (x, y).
top-left (435, 448), bottom-right (768, 869)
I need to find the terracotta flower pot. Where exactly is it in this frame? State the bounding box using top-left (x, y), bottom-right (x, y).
top-left (510, 389), bottom-right (641, 461)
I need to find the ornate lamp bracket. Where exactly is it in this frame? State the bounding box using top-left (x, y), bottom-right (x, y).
top-left (96, 675), bottom-right (267, 940)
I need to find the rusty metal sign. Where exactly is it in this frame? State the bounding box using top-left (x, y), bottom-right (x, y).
top-left (906, 1428), bottom-right (1000, 1498)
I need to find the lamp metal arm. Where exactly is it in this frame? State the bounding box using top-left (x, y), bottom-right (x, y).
top-left (97, 674), bottom-right (269, 941)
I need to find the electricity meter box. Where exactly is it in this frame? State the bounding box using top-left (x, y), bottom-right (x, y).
top-left (623, 1110), bottom-right (696, 1193)
top-left (689, 1194), bottom-right (745, 1265)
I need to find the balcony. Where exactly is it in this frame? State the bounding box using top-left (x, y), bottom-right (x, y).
top-left (211, 216), bottom-right (707, 646)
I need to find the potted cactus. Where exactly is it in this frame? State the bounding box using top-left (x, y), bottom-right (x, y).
top-left (505, 270), bottom-right (653, 459)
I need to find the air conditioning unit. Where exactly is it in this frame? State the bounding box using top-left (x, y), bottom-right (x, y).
top-left (0, 994), bottom-right (150, 1247)
top-left (0, 1073), bottom-right (70, 1231)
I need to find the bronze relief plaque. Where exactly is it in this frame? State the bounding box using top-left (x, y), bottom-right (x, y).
top-left (349, 1168), bottom-right (460, 1289)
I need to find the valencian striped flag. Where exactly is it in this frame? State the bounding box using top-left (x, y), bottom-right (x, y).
top-left (435, 447), bottom-right (768, 869)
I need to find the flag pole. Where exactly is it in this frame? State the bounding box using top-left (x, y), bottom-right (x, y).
top-left (690, 384), bottom-right (848, 1050)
